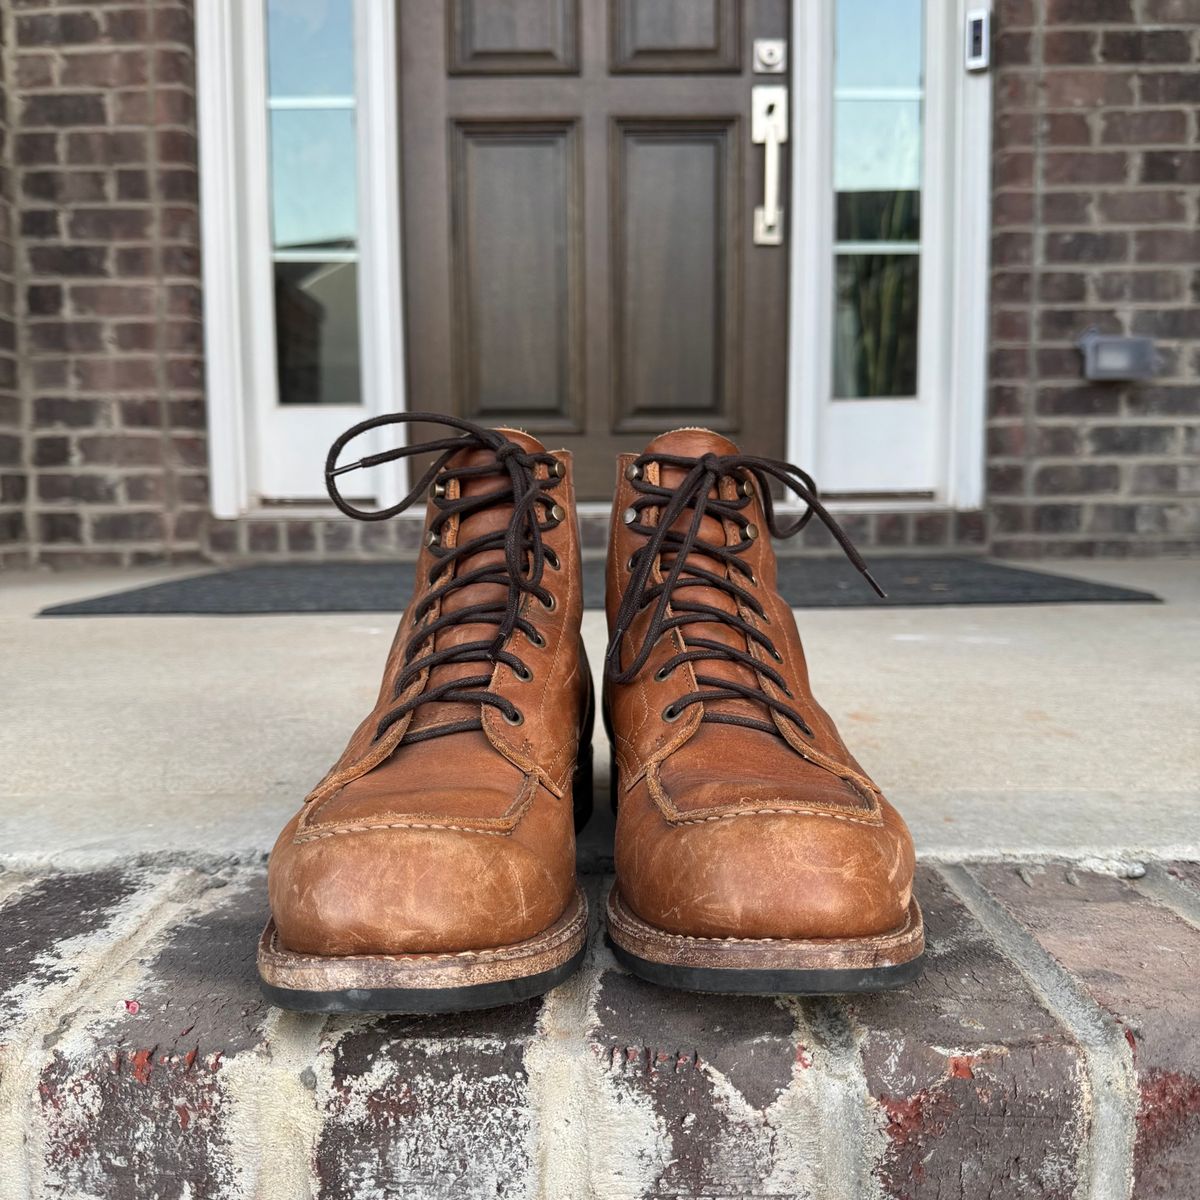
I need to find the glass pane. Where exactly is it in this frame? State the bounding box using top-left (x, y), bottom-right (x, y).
top-left (836, 189), bottom-right (920, 243)
top-left (267, 0), bottom-right (355, 98)
top-left (835, 0), bottom-right (923, 91)
top-left (269, 109), bottom-right (357, 252)
top-left (275, 260), bottom-right (361, 405)
top-left (833, 254), bottom-right (919, 399)
top-left (834, 99), bottom-right (921, 197)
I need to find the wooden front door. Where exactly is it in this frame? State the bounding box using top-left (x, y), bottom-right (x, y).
top-left (397, 0), bottom-right (790, 498)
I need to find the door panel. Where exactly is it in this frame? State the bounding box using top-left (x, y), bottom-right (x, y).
top-left (610, 0), bottom-right (741, 73)
top-left (399, 0), bottom-right (789, 498)
top-left (447, 0), bottom-right (580, 74)
top-left (613, 121), bottom-right (739, 432)
top-left (449, 122), bottom-right (583, 429)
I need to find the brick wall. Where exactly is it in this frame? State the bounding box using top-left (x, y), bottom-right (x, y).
top-left (5, 0), bottom-right (206, 568)
top-left (0, 11), bottom-right (26, 568)
top-left (0, 0), bottom-right (1196, 569)
top-left (987, 0), bottom-right (1200, 557)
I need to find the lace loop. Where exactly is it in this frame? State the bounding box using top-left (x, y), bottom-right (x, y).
top-left (326, 412), bottom-right (563, 744)
top-left (605, 450), bottom-right (885, 740)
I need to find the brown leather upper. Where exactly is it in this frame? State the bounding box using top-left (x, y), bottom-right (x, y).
top-left (605, 428), bottom-right (916, 941)
top-left (268, 430), bottom-right (589, 956)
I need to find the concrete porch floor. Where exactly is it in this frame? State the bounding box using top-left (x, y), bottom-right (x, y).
top-left (1, 558), bottom-right (1198, 1198)
top-left (2, 558), bottom-right (1197, 869)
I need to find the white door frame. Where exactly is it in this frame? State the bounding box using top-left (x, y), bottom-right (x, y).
top-left (787, 0), bottom-right (992, 510)
top-left (199, 0), bottom-right (989, 518)
top-left (197, 0), bottom-right (406, 518)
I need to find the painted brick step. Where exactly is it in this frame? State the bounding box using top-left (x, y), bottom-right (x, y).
top-left (0, 862), bottom-right (1196, 1199)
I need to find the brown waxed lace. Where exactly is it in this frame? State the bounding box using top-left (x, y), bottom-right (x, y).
top-left (326, 412), bottom-right (564, 745)
top-left (604, 450), bottom-right (885, 740)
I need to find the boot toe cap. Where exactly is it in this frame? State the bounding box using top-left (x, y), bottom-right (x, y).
top-left (616, 791), bottom-right (915, 941)
top-left (268, 813), bottom-right (572, 956)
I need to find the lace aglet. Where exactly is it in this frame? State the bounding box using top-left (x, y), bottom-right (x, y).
top-left (327, 459), bottom-right (363, 479)
top-left (862, 567), bottom-right (888, 600)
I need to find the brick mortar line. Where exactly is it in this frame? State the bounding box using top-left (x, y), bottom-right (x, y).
top-left (0, 868), bottom-right (227, 1200)
top-left (793, 998), bottom-right (884, 1200)
top-left (222, 1008), bottom-right (327, 1200)
top-left (1133, 862), bottom-right (1200, 930)
top-left (937, 863), bottom-right (1137, 1200)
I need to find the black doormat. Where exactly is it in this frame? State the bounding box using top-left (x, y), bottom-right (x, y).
top-left (40, 557), bottom-right (1159, 616)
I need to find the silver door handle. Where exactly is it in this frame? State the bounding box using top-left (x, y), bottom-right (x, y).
top-left (752, 86), bottom-right (788, 246)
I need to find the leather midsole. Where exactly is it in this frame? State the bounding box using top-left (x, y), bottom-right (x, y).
top-left (606, 886), bottom-right (923, 972)
top-left (259, 886), bottom-right (588, 992)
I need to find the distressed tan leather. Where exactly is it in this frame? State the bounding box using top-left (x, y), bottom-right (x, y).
top-left (605, 429), bottom-right (916, 941)
top-left (268, 430), bottom-right (590, 957)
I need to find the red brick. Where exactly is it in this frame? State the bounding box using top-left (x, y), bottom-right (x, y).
top-left (36, 874), bottom-right (268, 1200)
top-left (1045, 0), bottom-right (1133, 18)
top-left (1043, 151), bottom-right (1128, 185)
top-left (1101, 110), bottom-right (1188, 145)
top-left (1142, 150), bottom-right (1200, 184)
top-left (1042, 30), bottom-right (1096, 65)
top-left (16, 11), bottom-right (103, 47)
top-left (1043, 70), bottom-right (1133, 109)
top-left (1100, 29), bottom-right (1193, 64)
top-left (1044, 230), bottom-right (1129, 264)
top-left (977, 865), bottom-right (1200, 1195)
top-left (1133, 229), bottom-right (1200, 264)
top-left (857, 869), bottom-right (1087, 1199)
top-left (1098, 190), bottom-right (1187, 224)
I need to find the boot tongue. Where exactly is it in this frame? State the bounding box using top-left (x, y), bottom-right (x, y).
top-left (407, 428), bottom-right (548, 737)
top-left (639, 428), bottom-right (770, 728)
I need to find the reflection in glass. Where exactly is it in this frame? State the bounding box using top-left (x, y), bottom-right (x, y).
top-left (275, 261), bottom-right (361, 405)
top-left (834, 0), bottom-right (923, 90)
top-left (834, 100), bottom-right (921, 194)
top-left (836, 190), bottom-right (920, 243)
top-left (269, 109), bottom-right (358, 251)
top-left (833, 255), bottom-right (919, 399)
top-left (267, 0), bottom-right (355, 98)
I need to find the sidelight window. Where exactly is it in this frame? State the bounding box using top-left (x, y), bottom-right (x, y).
top-left (831, 0), bottom-right (924, 401)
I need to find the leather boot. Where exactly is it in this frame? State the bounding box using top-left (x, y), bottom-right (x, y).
top-left (259, 414), bottom-right (592, 1013)
top-left (603, 428), bottom-right (923, 993)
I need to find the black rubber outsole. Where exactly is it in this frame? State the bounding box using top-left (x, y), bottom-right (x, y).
top-left (260, 943), bottom-right (587, 1014)
top-left (609, 939), bottom-right (924, 996)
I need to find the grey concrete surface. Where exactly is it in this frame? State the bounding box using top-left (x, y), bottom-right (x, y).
top-left (1, 559), bottom-right (1197, 868)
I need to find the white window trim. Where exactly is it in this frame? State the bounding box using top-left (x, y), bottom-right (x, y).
top-left (788, 0), bottom-right (992, 510)
top-left (197, 0), bottom-right (406, 519)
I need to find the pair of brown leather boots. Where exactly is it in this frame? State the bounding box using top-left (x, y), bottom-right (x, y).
top-left (258, 414), bottom-right (923, 1012)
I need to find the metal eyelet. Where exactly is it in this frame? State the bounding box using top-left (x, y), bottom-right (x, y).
top-left (624, 463), bottom-right (642, 481)
top-left (623, 506), bottom-right (639, 526)
top-left (654, 665), bottom-right (672, 683)
top-left (514, 664), bottom-right (534, 683)
top-left (540, 592), bottom-right (557, 612)
top-left (503, 708), bottom-right (525, 726)
top-left (662, 704), bottom-right (681, 723)
top-left (551, 460), bottom-right (565, 478)
top-left (527, 629), bottom-right (546, 648)
top-left (431, 479), bottom-right (447, 499)
top-left (545, 548), bottom-right (560, 570)
top-left (426, 530), bottom-right (439, 548)
top-left (745, 523), bottom-right (759, 541)
top-left (747, 571), bottom-right (758, 587)
top-left (738, 478), bottom-right (754, 498)
top-left (548, 503), bottom-right (565, 523)
top-left (770, 647), bottom-right (784, 663)
top-left (625, 555), bottom-right (636, 572)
